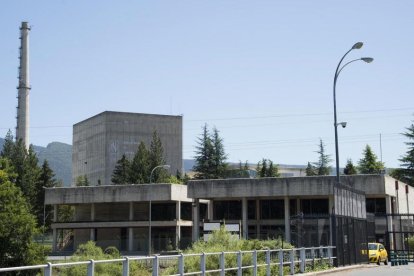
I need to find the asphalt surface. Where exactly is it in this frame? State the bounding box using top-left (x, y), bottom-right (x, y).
top-left (319, 263), bottom-right (414, 276)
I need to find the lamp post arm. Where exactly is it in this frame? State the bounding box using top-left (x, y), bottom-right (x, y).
top-left (337, 58), bottom-right (364, 78)
top-left (333, 46), bottom-right (354, 186)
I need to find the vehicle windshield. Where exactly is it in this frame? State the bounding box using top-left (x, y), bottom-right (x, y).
top-left (368, 243), bottom-right (378, 250)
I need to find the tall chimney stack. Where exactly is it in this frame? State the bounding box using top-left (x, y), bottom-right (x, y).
top-left (16, 21), bottom-right (30, 150)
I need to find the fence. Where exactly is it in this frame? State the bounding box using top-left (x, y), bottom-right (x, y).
top-left (0, 246), bottom-right (335, 276)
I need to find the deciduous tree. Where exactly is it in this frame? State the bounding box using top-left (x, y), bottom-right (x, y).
top-left (0, 164), bottom-right (46, 268)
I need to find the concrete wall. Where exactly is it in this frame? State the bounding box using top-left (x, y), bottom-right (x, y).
top-left (188, 176), bottom-right (336, 199)
top-left (45, 184), bottom-right (191, 205)
top-left (72, 111), bottom-right (182, 186)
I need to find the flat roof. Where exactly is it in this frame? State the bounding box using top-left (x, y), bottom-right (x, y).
top-left (187, 175), bottom-right (397, 199)
top-left (45, 183), bottom-right (190, 205)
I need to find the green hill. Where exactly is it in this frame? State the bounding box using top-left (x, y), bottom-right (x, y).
top-left (0, 138), bottom-right (72, 186)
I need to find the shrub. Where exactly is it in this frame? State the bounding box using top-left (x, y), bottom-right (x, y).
top-left (58, 241), bottom-right (150, 276)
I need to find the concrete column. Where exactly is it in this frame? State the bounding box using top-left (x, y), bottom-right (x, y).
top-left (296, 199), bottom-right (301, 215)
top-left (208, 200), bottom-right (213, 221)
top-left (128, 202), bottom-right (134, 251)
top-left (129, 202), bottom-right (134, 220)
top-left (90, 204), bottom-right (95, 241)
top-left (242, 198), bottom-right (248, 239)
top-left (256, 199), bottom-right (260, 239)
top-left (176, 201), bottom-right (181, 248)
top-left (128, 228), bottom-right (133, 252)
top-left (53, 205), bottom-right (57, 222)
top-left (284, 197), bottom-right (291, 242)
top-left (91, 203), bottom-right (95, 220)
top-left (192, 199), bottom-right (200, 241)
top-left (52, 228), bottom-right (57, 251)
top-left (386, 195), bottom-right (394, 250)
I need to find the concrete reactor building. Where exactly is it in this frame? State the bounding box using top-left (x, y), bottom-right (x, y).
top-left (72, 111), bottom-right (182, 186)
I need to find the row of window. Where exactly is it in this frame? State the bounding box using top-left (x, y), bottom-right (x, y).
top-left (60, 197), bottom-right (387, 223)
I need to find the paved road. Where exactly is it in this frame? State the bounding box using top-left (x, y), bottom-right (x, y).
top-left (323, 263), bottom-right (414, 275)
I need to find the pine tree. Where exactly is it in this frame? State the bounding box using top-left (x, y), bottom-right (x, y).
top-left (267, 160), bottom-right (280, 177)
top-left (358, 145), bottom-right (384, 174)
top-left (306, 162), bottom-right (317, 176)
top-left (211, 127), bottom-right (227, 178)
top-left (129, 142), bottom-right (150, 184)
top-left (343, 159), bottom-right (357, 175)
top-left (111, 154), bottom-right (131, 184)
top-left (391, 122), bottom-right (414, 185)
top-left (314, 139), bottom-right (331, 175)
top-left (22, 146), bottom-right (41, 209)
top-left (35, 160), bottom-right (57, 229)
top-left (76, 175), bottom-right (89, 186)
top-left (256, 158), bottom-right (280, 177)
top-left (149, 131), bottom-right (168, 183)
top-left (0, 130), bottom-right (14, 158)
top-left (193, 124), bottom-right (215, 179)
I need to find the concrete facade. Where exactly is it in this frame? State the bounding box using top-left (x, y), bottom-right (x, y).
top-left (72, 111), bottom-right (182, 186)
top-left (187, 174), bottom-right (414, 254)
top-left (45, 184), bottom-right (195, 254)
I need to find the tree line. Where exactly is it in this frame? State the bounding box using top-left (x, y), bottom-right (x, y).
top-left (0, 131), bottom-right (56, 268)
top-left (305, 139), bottom-right (385, 176)
top-left (111, 131), bottom-right (181, 184)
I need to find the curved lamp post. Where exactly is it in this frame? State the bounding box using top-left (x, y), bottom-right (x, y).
top-left (150, 165), bottom-right (170, 184)
top-left (148, 164), bottom-right (170, 255)
top-left (333, 42), bottom-right (373, 185)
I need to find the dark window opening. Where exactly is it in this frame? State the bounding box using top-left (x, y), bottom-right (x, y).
top-left (260, 200), bottom-right (284, 219)
top-left (300, 199), bottom-right (329, 216)
top-left (213, 201), bottom-right (241, 220)
top-left (152, 203), bottom-right (176, 221)
top-left (248, 200), bottom-right (256, 219)
top-left (181, 202), bottom-right (192, 220)
top-left (366, 198), bottom-right (386, 214)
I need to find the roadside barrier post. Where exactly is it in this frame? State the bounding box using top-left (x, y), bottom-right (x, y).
top-left (122, 257), bottom-right (129, 276)
top-left (237, 251), bottom-right (242, 276)
top-left (300, 248), bottom-right (306, 273)
top-left (278, 250), bottom-right (284, 276)
top-left (220, 252), bottom-right (225, 276)
top-left (266, 249), bottom-right (271, 276)
top-left (178, 253), bottom-right (184, 275)
top-left (44, 262), bottom-right (52, 276)
top-left (87, 259), bottom-right (95, 276)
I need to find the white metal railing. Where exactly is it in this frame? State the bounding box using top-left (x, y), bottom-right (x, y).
top-left (0, 246), bottom-right (335, 276)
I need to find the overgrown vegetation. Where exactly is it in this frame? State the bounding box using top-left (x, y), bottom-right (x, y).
top-left (58, 241), bottom-right (150, 276)
top-left (163, 227), bottom-right (295, 275)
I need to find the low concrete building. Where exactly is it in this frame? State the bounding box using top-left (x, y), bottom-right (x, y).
top-left (45, 174), bottom-right (414, 263)
top-left (187, 174), bottom-right (414, 265)
top-left (45, 184), bottom-right (204, 254)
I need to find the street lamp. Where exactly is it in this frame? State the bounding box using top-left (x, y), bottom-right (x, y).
top-left (148, 164), bottom-right (170, 255)
top-left (333, 42), bottom-right (373, 185)
top-left (150, 165), bottom-right (170, 184)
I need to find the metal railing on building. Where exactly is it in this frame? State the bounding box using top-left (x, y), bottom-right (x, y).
top-left (0, 246), bottom-right (335, 276)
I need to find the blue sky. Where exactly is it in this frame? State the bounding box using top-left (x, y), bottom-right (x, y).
top-left (1, 0), bottom-right (413, 168)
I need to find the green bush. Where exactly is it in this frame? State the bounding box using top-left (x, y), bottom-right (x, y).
top-left (58, 241), bottom-right (150, 276)
top-left (162, 227), bottom-right (293, 276)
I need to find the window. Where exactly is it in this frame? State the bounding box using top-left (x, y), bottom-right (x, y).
top-left (260, 200), bottom-right (284, 219)
top-left (366, 198), bottom-right (386, 214)
top-left (301, 199), bottom-right (329, 216)
top-left (213, 201), bottom-right (242, 220)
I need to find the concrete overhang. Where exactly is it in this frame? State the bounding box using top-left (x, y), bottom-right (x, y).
top-left (187, 175), bottom-right (396, 199)
top-left (45, 183), bottom-right (190, 205)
